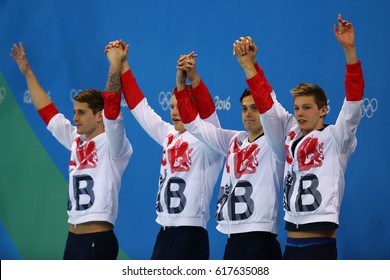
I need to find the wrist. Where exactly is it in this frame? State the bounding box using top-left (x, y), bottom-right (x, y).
top-left (188, 74), bottom-right (200, 83)
top-left (23, 67), bottom-right (33, 76)
top-left (121, 61), bottom-right (130, 75)
top-left (111, 63), bottom-right (122, 73)
top-left (344, 47), bottom-right (358, 64)
top-left (241, 63), bottom-right (257, 79)
top-left (188, 75), bottom-right (200, 88)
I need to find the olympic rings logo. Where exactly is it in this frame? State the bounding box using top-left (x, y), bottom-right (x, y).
top-left (69, 89), bottom-right (82, 103)
top-left (158, 91), bottom-right (172, 111)
top-left (0, 87), bottom-right (6, 105)
top-left (361, 98), bottom-right (378, 118)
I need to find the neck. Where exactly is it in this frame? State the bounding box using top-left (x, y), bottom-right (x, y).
top-left (302, 125), bottom-right (325, 136)
top-left (86, 127), bottom-right (105, 141)
top-left (248, 129), bottom-right (264, 143)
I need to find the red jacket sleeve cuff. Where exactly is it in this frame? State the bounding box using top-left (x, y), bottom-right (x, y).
top-left (38, 102), bottom-right (59, 125)
top-left (192, 79), bottom-right (216, 119)
top-left (121, 69), bottom-right (145, 110)
top-left (174, 87), bottom-right (198, 124)
top-left (254, 62), bottom-right (261, 74)
top-left (102, 92), bottom-right (121, 120)
top-left (246, 72), bottom-right (274, 114)
top-left (345, 61), bottom-right (364, 101)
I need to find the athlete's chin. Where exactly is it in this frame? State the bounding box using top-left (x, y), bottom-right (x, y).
top-left (297, 123), bottom-right (307, 130)
top-left (173, 122), bottom-right (185, 133)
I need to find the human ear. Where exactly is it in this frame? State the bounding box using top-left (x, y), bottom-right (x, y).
top-left (320, 105), bottom-right (328, 117)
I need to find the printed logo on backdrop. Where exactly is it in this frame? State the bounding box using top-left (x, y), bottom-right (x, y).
top-left (158, 91), bottom-right (232, 111)
top-left (361, 97), bottom-right (378, 118)
top-left (327, 99), bottom-right (331, 114)
top-left (214, 96), bottom-right (231, 111)
top-left (69, 89), bottom-right (82, 102)
top-left (159, 91), bottom-right (172, 111)
top-left (24, 90), bottom-right (51, 104)
top-left (0, 87), bottom-right (6, 105)
top-left (69, 89), bottom-right (128, 107)
top-left (121, 98), bottom-right (128, 108)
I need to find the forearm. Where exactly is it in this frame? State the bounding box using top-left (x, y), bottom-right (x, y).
top-left (176, 74), bottom-right (186, 91)
top-left (241, 61), bottom-right (257, 79)
top-left (105, 65), bottom-right (121, 93)
top-left (120, 69), bottom-right (145, 110)
top-left (121, 61), bottom-right (130, 75)
top-left (175, 87), bottom-right (198, 124)
top-left (345, 60), bottom-right (364, 101)
top-left (191, 79), bottom-right (216, 120)
top-left (344, 46), bottom-right (358, 65)
top-left (246, 70), bottom-right (273, 114)
top-left (189, 73), bottom-right (201, 89)
top-left (24, 69), bottom-right (52, 110)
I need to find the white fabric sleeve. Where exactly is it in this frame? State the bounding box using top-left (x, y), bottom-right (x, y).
top-left (47, 113), bottom-right (78, 150)
top-left (333, 99), bottom-right (362, 153)
top-left (185, 114), bottom-right (239, 156)
top-left (131, 98), bottom-right (173, 146)
top-left (103, 111), bottom-right (133, 159)
top-left (202, 110), bottom-right (221, 128)
top-left (260, 91), bottom-right (295, 162)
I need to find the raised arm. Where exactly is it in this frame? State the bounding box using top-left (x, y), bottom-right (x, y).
top-left (11, 43), bottom-right (78, 150)
top-left (177, 52), bottom-right (218, 123)
top-left (105, 40), bottom-right (144, 110)
top-left (175, 85), bottom-right (236, 157)
top-left (103, 42), bottom-right (128, 119)
top-left (176, 52), bottom-right (196, 90)
top-left (234, 36), bottom-right (257, 80)
top-left (333, 14), bottom-right (364, 149)
top-left (235, 36), bottom-right (292, 162)
top-left (234, 37), bottom-right (275, 114)
top-left (334, 14), bottom-right (358, 65)
top-left (10, 43), bottom-right (52, 110)
top-left (175, 53), bottom-right (198, 125)
top-left (102, 42), bottom-right (133, 159)
top-left (110, 40), bottom-right (171, 145)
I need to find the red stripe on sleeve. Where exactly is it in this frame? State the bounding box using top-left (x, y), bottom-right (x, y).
top-left (345, 61), bottom-right (364, 101)
top-left (174, 87), bottom-right (198, 124)
top-left (254, 62), bottom-right (261, 74)
top-left (192, 79), bottom-right (216, 120)
top-left (246, 68), bottom-right (274, 114)
top-left (37, 102), bottom-right (59, 125)
top-left (120, 69), bottom-right (145, 110)
top-left (102, 92), bottom-right (121, 120)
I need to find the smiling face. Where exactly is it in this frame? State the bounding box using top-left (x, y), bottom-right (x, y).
top-left (294, 95), bottom-right (328, 136)
top-left (170, 95), bottom-right (186, 133)
top-left (241, 95), bottom-right (263, 141)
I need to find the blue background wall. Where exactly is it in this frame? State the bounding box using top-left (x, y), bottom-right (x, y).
top-left (0, 0), bottom-right (388, 259)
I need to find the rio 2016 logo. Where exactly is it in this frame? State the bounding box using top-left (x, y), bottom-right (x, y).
top-left (158, 91), bottom-right (232, 111)
top-left (24, 90), bottom-right (51, 104)
top-left (214, 96), bottom-right (231, 111)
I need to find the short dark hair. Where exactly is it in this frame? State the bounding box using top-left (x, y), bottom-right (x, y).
top-left (74, 89), bottom-right (104, 114)
top-left (291, 83), bottom-right (328, 109)
top-left (240, 88), bottom-right (251, 103)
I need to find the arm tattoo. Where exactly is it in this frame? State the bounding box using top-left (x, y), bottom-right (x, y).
top-left (105, 71), bottom-right (121, 92)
